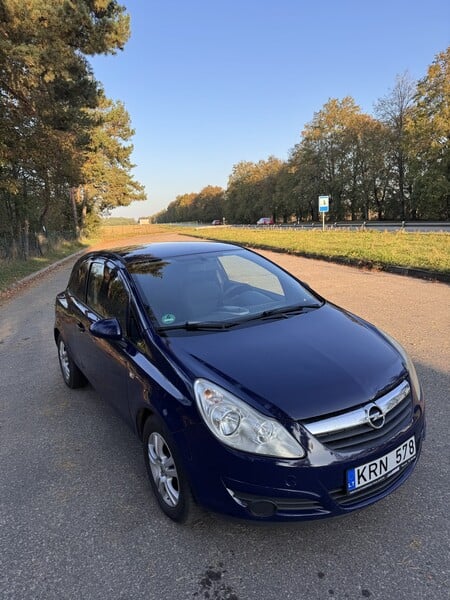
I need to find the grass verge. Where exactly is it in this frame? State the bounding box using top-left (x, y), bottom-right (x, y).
top-left (0, 239), bottom-right (87, 293)
top-left (181, 227), bottom-right (450, 278)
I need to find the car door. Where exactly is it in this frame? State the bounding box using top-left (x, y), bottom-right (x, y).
top-left (81, 260), bottom-right (132, 423)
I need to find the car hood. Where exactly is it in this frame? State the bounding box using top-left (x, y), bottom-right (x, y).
top-left (161, 304), bottom-right (406, 421)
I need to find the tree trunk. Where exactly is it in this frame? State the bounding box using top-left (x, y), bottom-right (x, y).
top-left (23, 219), bottom-right (30, 260)
top-left (70, 187), bottom-right (80, 239)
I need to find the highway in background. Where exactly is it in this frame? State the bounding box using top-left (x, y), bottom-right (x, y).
top-left (234, 221), bottom-right (450, 232)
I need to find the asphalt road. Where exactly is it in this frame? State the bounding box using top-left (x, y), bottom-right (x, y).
top-left (1, 233), bottom-right (449, 600)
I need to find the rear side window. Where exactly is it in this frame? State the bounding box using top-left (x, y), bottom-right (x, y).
top-left (68, 259), bottom-right (89, 300)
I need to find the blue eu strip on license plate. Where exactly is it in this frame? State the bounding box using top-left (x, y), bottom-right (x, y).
top-left (347, 436), bottom-right (416, 492)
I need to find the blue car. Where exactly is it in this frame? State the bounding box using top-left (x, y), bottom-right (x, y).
top-left (54, 241), bottom-right (425, 523)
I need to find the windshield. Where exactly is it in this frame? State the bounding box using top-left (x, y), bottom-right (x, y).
top-left (129, 248), bottom-right (322, 330)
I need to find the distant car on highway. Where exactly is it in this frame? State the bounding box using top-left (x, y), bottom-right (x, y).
top-left (256, 217), bottom-right (274, 225)
top-left (54, 241), bottom-right (425, 523)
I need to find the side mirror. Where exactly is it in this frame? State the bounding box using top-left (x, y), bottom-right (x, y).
top-left (90, 318), bottom-right (122, 341)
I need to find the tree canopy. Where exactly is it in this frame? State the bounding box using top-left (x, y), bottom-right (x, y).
top-left (0, 0), bottom-right (145, 257)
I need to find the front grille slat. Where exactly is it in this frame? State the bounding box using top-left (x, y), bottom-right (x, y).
top-left (304, 380), bottom-right (413, 453)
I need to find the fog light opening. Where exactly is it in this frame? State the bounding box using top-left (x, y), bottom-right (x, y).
top-left (248, 500), bottom-right (277, 518)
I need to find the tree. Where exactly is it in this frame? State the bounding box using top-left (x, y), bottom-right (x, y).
top-left (80, 95), bottom-right (145, 232)
top-left (375, 73), bottom-right (416, 219)
top-left (225, 157), bottom-right (284, 223)
top-left (291, 97), bottom-right (368, 221)
top-left (195, 186), bottom-right (225, 222)
top-left (287, 142), bottom-right (323, 221)
top-left (345, 113), bottom-right (393, 220)
top-left (154, 186), bottom-right (224, 223)
top-left (407, 47), bottom-right (450, 219)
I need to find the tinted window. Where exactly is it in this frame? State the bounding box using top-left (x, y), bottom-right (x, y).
top-left (86, 263), bottom-right (129, 332)
top-left (86, 262), bottom-right (105, 315)
top-left (102, 268), bottom-right (129, 332)
top-left (68, 259), bottom-right (89, 300)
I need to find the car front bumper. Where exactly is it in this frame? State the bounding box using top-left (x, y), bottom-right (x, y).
top-left (181, 411), bottom-right (425, 521)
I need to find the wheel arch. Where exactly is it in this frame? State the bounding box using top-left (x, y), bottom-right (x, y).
top-left (136, 407), bottom-right (154, 440)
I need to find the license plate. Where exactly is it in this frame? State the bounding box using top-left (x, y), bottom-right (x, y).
top-left (347, 436), bottom-right (416, 492)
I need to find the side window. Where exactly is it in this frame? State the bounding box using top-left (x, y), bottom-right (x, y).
top-left (68, 259), bottom-right (89, 300)
top-left (86, 262), bottom-right (105, 314)
top-left (102, 268), bottom-right (129, 332)
top-left (86, 262), bottom-right (130, 334)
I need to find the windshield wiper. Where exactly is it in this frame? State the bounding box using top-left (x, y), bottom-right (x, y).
top-left (158, 320), bottom-right (241, 332)
top-left (244, 303), bottom-right (322, 322)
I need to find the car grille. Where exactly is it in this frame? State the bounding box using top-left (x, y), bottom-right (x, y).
top-left (303, 379), bottom-right (413, 453)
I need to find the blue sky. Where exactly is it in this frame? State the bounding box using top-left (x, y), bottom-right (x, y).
top-left (90, 0), bottom-right (450, 219)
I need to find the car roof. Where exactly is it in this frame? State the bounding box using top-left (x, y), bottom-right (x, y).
top-left (83, 241), bottom-right (241, 265)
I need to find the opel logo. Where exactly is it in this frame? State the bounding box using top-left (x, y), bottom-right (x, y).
top-left (366, 404), bottom-right (385, 429)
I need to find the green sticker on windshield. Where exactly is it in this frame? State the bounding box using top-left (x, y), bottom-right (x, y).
top-left (162, 313), bottom-right (176, 325)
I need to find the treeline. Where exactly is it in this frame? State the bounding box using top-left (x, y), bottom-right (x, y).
top-left (154, 48), bottom-right (449, 224)
top-left (0, 1), bottom-right (145, 259)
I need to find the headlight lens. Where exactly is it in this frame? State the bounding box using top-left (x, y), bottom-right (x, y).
top-left (194, 379), bottom-right (305, 458)
top-left (380, 330), bottom-right (421, 400)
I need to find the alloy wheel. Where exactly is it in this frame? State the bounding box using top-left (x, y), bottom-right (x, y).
top-left (58, 340), bottom-right (71, 382)
top-left (147, 432), bottom-right (180, 507)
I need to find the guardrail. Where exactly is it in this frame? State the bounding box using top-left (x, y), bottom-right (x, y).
top-left (226, 222), bottom-right (450, 232)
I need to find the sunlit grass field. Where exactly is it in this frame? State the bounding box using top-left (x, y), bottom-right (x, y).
top-left (181, 226), bottom-right (450, 276)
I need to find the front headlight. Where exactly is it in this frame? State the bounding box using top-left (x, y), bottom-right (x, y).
top-left (194, 379), bottom-right (305, 458)
top-left (380, 330), bottom-right (421, 401)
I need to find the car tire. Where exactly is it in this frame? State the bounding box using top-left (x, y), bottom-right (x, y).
top-left (57, 335), bottom-right (87, 389)
top-left (143, 415), bottom-right (197, 524)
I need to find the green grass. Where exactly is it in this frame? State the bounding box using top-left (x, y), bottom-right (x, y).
top-left (1, 224), bottom-right (448, 295)
top-left (0, 239), bottom-right (87, 293)
top-left (180, 227), bottom-right (450, 276)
